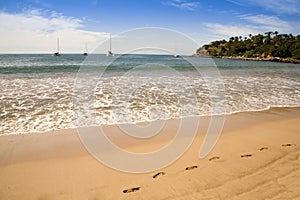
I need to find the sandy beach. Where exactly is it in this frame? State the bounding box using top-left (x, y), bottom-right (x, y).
top-left (1, 0), bottom-right (300, 199)
top-left (0, 107), bottom-right (299, 200)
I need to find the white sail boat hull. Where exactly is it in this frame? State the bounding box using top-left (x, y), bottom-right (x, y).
top-left (53, 37), bottom-right (61, 56)
top-left (107, 34), bottom-right (113, 56)
top-left (107, 51), bottom-right (114, 56)
top-left (83, 43), bottom-right (88, 55)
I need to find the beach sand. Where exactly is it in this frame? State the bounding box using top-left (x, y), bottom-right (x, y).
top-left (0, 107), bottom-right (300, 200)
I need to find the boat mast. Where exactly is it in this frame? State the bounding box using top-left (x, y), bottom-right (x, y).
top-left (107, 34), bottom-right (113, 56)
top-left (57, 37), bottom-right (60, 53)
top-left (83, 43), bottom-right (88, 55)
top-left (109, 34), bottom-right (112, 52)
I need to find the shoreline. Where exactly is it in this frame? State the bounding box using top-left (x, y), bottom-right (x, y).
top-left (218, 56), bottom-right (300, 64)
top-left (1, 107), bottom-right (300, 199)
top-left (2, 105), bottom-right (300, 137)
top-left (194, 54), bottom-right (300, 64)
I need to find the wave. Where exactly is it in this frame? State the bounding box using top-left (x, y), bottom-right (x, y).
top-left (1, 104), bottom-right (300, 136)
top-left (1, 54), bottom-right (300, 135)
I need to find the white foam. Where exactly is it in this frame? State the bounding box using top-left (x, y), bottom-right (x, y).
top-left (1, 69), bottom-right (300, 135)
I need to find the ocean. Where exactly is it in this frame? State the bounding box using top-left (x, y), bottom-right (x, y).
top-left (1, 54), bottom-right (300, 135)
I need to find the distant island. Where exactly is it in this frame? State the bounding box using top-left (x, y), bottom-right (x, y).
top-left (196, 32), bottom-right (300, 63)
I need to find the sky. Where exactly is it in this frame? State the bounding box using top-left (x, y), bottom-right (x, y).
top-left (0, 0), bottom-right (300, 53)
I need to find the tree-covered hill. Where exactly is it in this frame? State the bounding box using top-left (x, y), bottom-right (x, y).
top-left (196, 32), bottom-right (300, 61)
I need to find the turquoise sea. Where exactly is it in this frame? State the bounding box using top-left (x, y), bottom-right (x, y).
top-left (1, 54), bottom-right (300, 135)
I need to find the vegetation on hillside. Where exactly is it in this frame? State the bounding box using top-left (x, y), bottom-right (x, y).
top-left (196, 32), bottom-right (300, 60)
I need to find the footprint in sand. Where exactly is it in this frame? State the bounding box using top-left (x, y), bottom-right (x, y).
top-left (241, 154), bottom-right (252, 158)
top-left (282, 143), bottom-right (293, 147)
top-left (185, 165), bottom-right (198, 171)
top-left (259, 147), bottom-right (268, 151)
top-left (153, 172), bottom-right (166, 179)
top-left (209, 156), bottom-right (220, 161)
top-left (123, 187), bottom-right (141, 194)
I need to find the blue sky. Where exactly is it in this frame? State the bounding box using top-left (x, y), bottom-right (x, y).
top-left (0, 0), bottom-right (300, 53)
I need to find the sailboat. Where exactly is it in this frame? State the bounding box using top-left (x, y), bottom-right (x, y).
top-left (174, 45), bottom-right (179, 57)
top-left (106, 34), bottom-right (113, 56)
top-left (83, 43), bottom-right (88, 56)
top-left (53, 37), bottom-right (61, 56)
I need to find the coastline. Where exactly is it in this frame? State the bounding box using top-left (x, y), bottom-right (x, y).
top-left (225, 56), bottom-right (300, 64)
top-left (194, 54), bottom-right (300, 64)
top-left (221, 56), bottom-right (300, 64)
top-left (1, 107), bottom-right (300, 199)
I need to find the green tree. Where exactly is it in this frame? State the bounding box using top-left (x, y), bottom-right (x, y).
top-left (196, 32), bottom-right (300, 61)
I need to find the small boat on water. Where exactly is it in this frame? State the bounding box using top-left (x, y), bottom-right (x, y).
top-left (83, 43), bottom-right (88, 56)
top-left (107, 34), bottom-right (114, 56)
top-left (53, 37), bottom-right (61, 56)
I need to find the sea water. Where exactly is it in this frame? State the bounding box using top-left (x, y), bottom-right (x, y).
top-left (1, 54), bottom-right (299, 135)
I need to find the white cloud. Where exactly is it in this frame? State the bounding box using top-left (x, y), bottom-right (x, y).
top-left (0, 11), bottom-right (198, 55)
top-left (203, 23), bottom-right (258, 38)
top-left (162, 0), bottom-right (200, 11)
top-left (251, 0), bottom-right (300, 14)
top-left (227, 0), bottom-right (300, 14)
top-left (0, 9), bottom-right (109, 53)
top-left (241, 14), bottom-right (293, 33)
top-left (225, 0), bottom-right (244, 6)
top-left (203, 14), bottom-right (294, 41)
